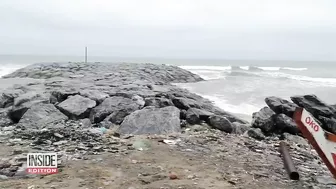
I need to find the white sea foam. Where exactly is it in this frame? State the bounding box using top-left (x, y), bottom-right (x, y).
top-left (180, 65), bottom-right (335, 86)
top-left (0, 64), bottom-right (27, 78)
top-left (281, 67), bottom-right (308, 71)
top-left (179, 65), bottom-right (231, 71)
top-left (202, 95), bottom-right (260, 116)
top-left (180, 65), bottom-right (308, 72)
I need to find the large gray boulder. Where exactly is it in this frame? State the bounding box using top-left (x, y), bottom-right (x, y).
top-left (8, 99), bottom-right (49, 123)
top-left (79, 90), bottom-right (109, 104)
top-left (172, 97), bottom-right (201, 110)
top-left (265, 96), bottom-right (298, 118)
top-left (117, 106), bottom-right (181, 135)
top-left (318, 116), bottom-right (336, 134)
top-left (207, 115), bottom-right (233, 133)
top-left (0, 90), bottom-right (21, 108)
top-left (90, 96), bottom-right (143, 123)
top-left (186, 108), bottom-right (214, 125)
top-left (291, 94), bottom-right (335, 118)
top-left (56, 95), bottom-right (96, 119)
top-left (251, 107), bottom-right (275, 133)
top-left (18, 103), bottom-right (68, 129)
top-left (273, 114), bottom-right (300, 135)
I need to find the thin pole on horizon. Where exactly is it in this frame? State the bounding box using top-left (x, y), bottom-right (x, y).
top-left (85, 47), bottom-right (88, 63)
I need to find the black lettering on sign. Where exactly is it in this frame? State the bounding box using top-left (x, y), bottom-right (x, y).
top-left (28, 154), bottom-right (57, 166)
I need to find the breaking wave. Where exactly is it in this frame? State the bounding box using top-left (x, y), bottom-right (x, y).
top-left (179, 65), bottom-right (307, 72)
top-left (180, 65), bottom-right (336, 86)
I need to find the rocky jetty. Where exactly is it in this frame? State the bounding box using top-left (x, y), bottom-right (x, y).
top-left (250, 95), bottom-right (336, 139)
top-left (0, 62), bottom-right (247, 137)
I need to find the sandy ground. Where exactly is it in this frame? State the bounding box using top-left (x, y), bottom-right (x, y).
top-left (0, 130), bottom-right (317, 189)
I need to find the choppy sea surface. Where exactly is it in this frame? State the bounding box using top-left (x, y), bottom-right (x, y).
top-left (1, 55), bottom-right (335, 121)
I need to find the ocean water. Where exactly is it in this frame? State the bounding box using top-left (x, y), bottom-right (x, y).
top-left (1, 55), bottom-right (335, 121)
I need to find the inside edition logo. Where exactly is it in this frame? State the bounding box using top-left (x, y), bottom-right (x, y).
top-left (26, 153), bottom-right (58, 174)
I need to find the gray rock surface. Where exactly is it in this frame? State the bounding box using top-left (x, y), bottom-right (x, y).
top-left (318, 116), bottom-right (336, 134)
top-left (18, 103), bottom-right (67, 129)
top-left (232, 122), bottom-right (250, 135)
top-left (186, 108), bottom-right (214, 125)
top-left (273, 114), bottom-right (300, 135)
top-left (90, 96), bottom-right (142, 123)
top-left (246, 128), bottom-right (265, 140)
top-left (9, 99), bottom-right (49, 123)
top-left (265, 96), bottom-right (298, 118)
top-left (118, 106), bottom-right (181, 135)
top-left (144, 97), bottom-right (174, 108)
top-left (56, 95), bottom-right (96, 119)
top-left (207, 115), bottom-right (233, 133)
top-left (251, 107), bottom-right (275, 133)
top-left (50, 89), bottom-right (79, 104)
top-left (291, 94), bottom-right (335, 118)
top-left (0, 108), bottom-right (13, 127)
top-left (79, 90), bottom-right (109, 104)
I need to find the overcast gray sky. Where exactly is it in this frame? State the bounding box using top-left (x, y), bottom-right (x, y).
top-left (1, 0), bottom-right (336, 60)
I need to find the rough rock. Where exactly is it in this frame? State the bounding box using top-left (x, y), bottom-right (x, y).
top-left (144, 97), bottom-right (174, 108)
top-left (273, 114), bottom-right (300, 135)
top-left (79, 118), bottom-right (92, 128)
top-left (202, 105), bottom-right (248, 124)
top-left (265, 96), bottom-right (298, 117)
top-left (283, 133), bottom-right (308, 147)
top-left (8, 99), bottom-right (49, 123)
top-left (207, 115), bottom-right (233, 133)
top-left (56, 95), bottom-right (96, 119)
top-left (291, 94), bottom-right (335, 119)
top-left (246, 128), bottom-right (265, 140)
top-left (49, 89), bottom-right (79, 104)
top-left (232, 122), bottom-right (250, 135)
top-left (118, 106), bottom-right (181, 135)
top-left (186, 108), bottom-right (214, 125)
top-left (0, 90), bottom-right (21, 108)
top-left (0, 108), bottom-right (13, 127)
top-left (18, 103), bottom-right (68, 129)
top-left (251, 107), bottom-right (275, 133)
top-left (172, 97), bottom-right (200, 110)
top-left (332, 104), bottom-right (336, 110)
top-left (90, 96), bottom-right (142, 123)
top-left (318, 116), bottom-right (336, 134)
top-left (107, 109), bottom-right (130, 125)
top-left (79, 90), bottom-right (109, 104)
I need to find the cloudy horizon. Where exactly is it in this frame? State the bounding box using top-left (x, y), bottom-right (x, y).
top-left (1, 0), bottom-right (336, 61)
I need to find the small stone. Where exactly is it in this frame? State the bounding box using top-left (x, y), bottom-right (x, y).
top-left (93, 146), bottom-right (103, 152)
top-left (53, 140), bottom-right (68, 146)
top-left (187, 174), bottom-right (197, 179)
top-left (12, 149), bottom-right (24, 155)
top-left (54, 133), bottom-right (64, 138)
top-left (169, 172), bottom-right (178, 180)
top-left (28, 185), bottom-right (36, 189)
top-left (103, 181), bottom-right (111, 186)
top-left (3, 126), bottom-right (15, 131)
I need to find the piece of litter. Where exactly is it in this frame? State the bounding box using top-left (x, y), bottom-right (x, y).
top-left (162, 139), bottom-right (180, 145)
